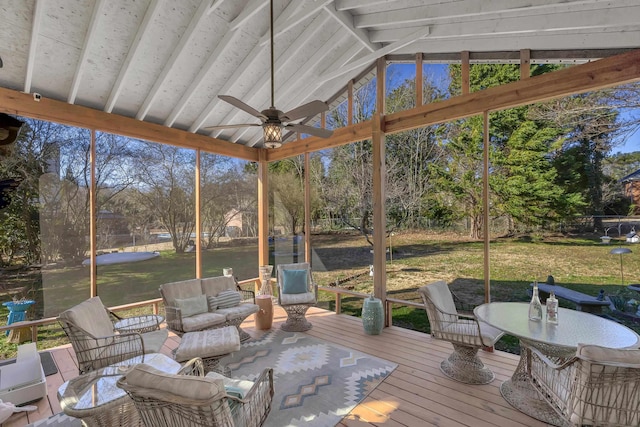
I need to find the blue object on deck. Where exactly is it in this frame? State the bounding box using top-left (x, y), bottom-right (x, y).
top-left (2, 300), bottom-right (35, 335)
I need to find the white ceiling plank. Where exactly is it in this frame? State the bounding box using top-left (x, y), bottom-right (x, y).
top-left (105, 0), bottom-right (163, 113)
top-left (354, 0), bottom-right (630, 28)
top-left (67, 0), bottom-right (107, 104)
top-left (163, 28), bottom-right (241, 127)
top-left (225, 12), bottom-right (331, 121)
top-left (229, 0), bottom-right (269, 31)
top-left (323, 3), bottom-right (379, 52)
top-left (207, 0), bottom-right (225, 15)
top-left (335, 0), bottom-right (390, 11)
top-left (317, 27), bottom-right (429, 84)
top-left (137, 0), bottom-right (212, 121)
top-left (24, 0), bottom-right (44, 93)
top-left (223, 11), bottom-right (334, 142)
top-left (246, 30), bottom-right (354, 147)
top-left (257, 1), bottom-right (323, 47)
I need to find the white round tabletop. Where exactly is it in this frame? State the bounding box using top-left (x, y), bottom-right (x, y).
top-left (474, 302), bottom-right (639, 350)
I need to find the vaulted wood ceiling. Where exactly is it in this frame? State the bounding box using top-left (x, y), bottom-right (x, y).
top-left (1, 0), bottom-right (639, 156)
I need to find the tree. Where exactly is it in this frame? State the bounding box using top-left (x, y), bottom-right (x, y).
top-left (132, 143), bottom-right (195, 253)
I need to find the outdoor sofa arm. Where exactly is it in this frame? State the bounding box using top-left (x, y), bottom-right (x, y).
top-left (163, 305), bottom-right (184, 333)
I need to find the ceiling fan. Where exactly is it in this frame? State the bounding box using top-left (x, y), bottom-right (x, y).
top-left (205, 0), bottom-right (333, 148)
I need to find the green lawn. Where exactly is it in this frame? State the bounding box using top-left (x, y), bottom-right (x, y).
top-left (2, 230), bottom-right (639, 358)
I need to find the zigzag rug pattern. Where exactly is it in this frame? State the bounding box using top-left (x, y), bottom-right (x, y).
top-left (221, 328), bottom-right (397, 427)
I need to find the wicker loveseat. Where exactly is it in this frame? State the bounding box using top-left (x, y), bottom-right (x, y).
top-left (160, 276), bottom-right (258, 342)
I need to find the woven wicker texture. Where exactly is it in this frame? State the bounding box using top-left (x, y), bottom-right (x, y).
top-left (530, 344), bottom-right (640, 426)
top-left (418, 281), bottom-right (504, 384)
top-left (276, 263), bottom-right (317, 332)
top-left (118, 361), bottom-right (274, 427)
top-left (58, 296), bottom-right (167, 374)
top-left (160, 278), bottom-right (257, 341)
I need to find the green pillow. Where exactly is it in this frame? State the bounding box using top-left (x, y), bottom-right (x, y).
top-left (282, 269), bottom-right (308, 294)
top-left (175, 295), bottom-right (208, 317)
top-left (216, 290), bottom-right (242, 308)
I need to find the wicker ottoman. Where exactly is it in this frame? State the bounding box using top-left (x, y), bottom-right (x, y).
top-left (174, 326), bottom-right (240, 374)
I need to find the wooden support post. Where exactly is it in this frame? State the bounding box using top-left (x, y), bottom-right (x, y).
top-left (372, 57), bottom-right (387, 305)
top-left (258, 149), bottom-right (269, 266)
top-left (415, 53), bottom-right (423, 106)
top-left (483, 111), bottom-right (491, 303)
top-left (347, 80), bottom-right (354, 126)
top-left (336, 294), bottom-right (342, 315)
top-left (304, 152), bottom-right (311, 264)
top-left (461, 51), bottom-right (470, 95)
top-left (520, 49), bottom-right (531, 79)
top-left (195, 149), bottom-right (202, 278)
top-left (89, 129), bottom-right (97, 297)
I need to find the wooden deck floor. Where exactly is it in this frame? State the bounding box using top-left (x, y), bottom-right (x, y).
top-left (2, 306), bottom-right (548, 427)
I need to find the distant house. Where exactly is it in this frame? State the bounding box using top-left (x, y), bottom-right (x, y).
top-left (622, 169), bottom-right (640, 215)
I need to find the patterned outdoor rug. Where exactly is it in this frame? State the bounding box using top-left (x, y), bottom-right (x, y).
top-left (221, 328), bottom-right (397, 427)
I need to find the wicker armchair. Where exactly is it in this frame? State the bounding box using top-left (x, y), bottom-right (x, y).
top-left (418, 281), bottom-right (504, 384)
top-left (276, 262), bottom-right (317, 332)
top-left (530, 343), bottom-right (640, 426)
top-left (58, 296), bottom-right (168, 374)
top-left (117, 362), bottom-right (274, 427)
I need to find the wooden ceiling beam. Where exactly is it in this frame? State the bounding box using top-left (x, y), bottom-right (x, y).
top-left (0, 87), bottom-right (259, 162)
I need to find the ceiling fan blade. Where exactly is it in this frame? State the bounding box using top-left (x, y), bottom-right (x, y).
top-left (204, 123), bottom-right (261, 131)
top-left (286, 123), bottom-right (333, 138)
top-left (281, 100), bottom-right (329, 122)
top-left (219, 95), bottom-right (268, 120)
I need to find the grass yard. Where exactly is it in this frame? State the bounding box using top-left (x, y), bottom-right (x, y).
top-left (1, 229), bottom-right (639, 357)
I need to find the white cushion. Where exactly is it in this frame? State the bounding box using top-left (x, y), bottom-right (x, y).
top-left (216, 303), bottom-right (259, 320)
top-left (181, 312), bottom-right (226, 332)
top-left (125, 363), bottom-right (226, 401)
top-left (141, 329), bottom-right (168, 353)
top-left (59, 296), bottom-right (113, 338)
top-left (280, 291), bottom-right (315, 305)
top-left (175, 327), bottom-right (240, 361)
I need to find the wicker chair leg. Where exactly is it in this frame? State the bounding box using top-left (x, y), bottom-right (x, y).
top-left (441, 343), bottom-right (495, 385)
top-left (281, 305), bottom-right (312, 332)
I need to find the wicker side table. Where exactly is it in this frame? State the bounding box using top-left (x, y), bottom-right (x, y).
top-left (362, 295), bottom-right (384, 335)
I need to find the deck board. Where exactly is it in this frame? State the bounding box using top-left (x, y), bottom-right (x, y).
top-left (1, 306), bottom-right (547, 427)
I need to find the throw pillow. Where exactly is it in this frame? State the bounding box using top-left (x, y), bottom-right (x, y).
top-left (282, 269), bottom-right (308, 294)
top-left (206, 295), bottom-right (219, 312)
top-left (175, 295), bottom-right (208, 317)
top-left (216, 290), bottom-right (242, 308)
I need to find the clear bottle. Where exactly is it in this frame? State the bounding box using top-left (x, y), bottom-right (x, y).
top-left (546, 290), bottom-right (558, 324)
top-left (529, 282), bottom-right (543, 321)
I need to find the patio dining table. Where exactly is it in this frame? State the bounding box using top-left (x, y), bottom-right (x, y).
top-left (474, 302), bottom-right (640, 426)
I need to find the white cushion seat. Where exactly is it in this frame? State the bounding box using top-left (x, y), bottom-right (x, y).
top-left (280, 291), bottom-right (315, 305)
top-left (180, 312), bottom-right (227, 332)
top-left (216, 304), bottom-right (259, 321)
top-left (175, 326), bottom-right (241, 364)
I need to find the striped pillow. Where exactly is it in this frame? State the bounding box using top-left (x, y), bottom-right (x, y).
top-left (206, 296), bottom-right (219, 312)
top-left (216, 290), bottom-right (242, 308)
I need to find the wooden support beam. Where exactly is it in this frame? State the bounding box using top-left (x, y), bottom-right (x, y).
top-left (0, 87), bottom-right (259, 162)
top-left (195, 149), bottom-right (202, 278)
top-left (461, 51), bottom-right (470, 95)
top-left (90, 129), bottom-right (97, 297)
top-left (348, 80), bottom-right (354, 126)
top-left (258, 149), bottom-right (269, 266)
top-left (482, 111), bottom-right (490, 303)
top-left (415, 53), bottom-right (423, 106)
top-left (304, 152), bottom-right (311, 264)
top-left (372, 57), bottom-right (386, 305)
top-left (520, 49), bottom-right (531, 79)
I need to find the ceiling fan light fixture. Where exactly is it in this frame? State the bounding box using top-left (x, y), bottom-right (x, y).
top-left (263, 122), bottom-right (282, 149)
